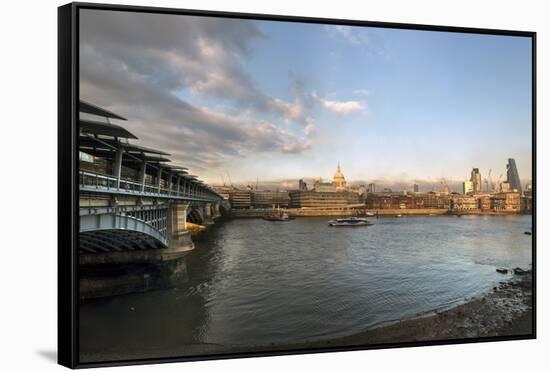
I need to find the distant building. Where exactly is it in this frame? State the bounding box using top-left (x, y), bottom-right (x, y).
top-left (413, 184), bottom-right (419, 193)
top-left (368, 183), bottom-right (376, 193)
top-left (521, 195), bottom-right (533, 214)
top-left (421, 192), bottom-right (451, 209)
top-left (463, 180), bottom-right (474, 195)
top-left (313, 179), bottom-right (336, 192)
top-left (500, 181), bottom-right (511, 192)
top-left (366, 193), bottom-right (401, 209)
top-left (212, 185), bottom-right (232, 200)
top-left (308, 163), bottom-right (350, 193)
top-left (298, 179), bottom-right (308, 191)
top-left (333, 162), bottom-right (347, 190)
top-left (491, 192), bottom-right (521, 212)
top-left (477, 194), bottom-right (492, 211)
top-left (229, 188), bottom-right (252, 209)
top-left (524, 183), bottom-right (532, 197)
top-left (451, 195), bottom-right (479, 211)
top-left (252, 190), bottom-right (290, 208)
top-left (289, 191), bottom-right (359, 209)
top-left (470, 168), bottom-right (482, 193)
top-left (506, 158), bottom-right (522, 193)
top-left (366, 192), bottom-right (450, 210)
top-left (349, 185), bottom-right (367, 197)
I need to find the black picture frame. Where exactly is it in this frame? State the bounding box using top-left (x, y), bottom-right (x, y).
top-left (58, 2), bottom-right (537, 368)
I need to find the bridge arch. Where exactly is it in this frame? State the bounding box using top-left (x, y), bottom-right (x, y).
top-left (186, 207), bottom-right (204, 224)
top-left (80, 213), bottom-right (168, 253)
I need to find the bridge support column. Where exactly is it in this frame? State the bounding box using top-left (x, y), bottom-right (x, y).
top-left (156, 167), bottom-right (163, 194)
top-left (114, 148), bottom-right (124, 190)
top-left (139, 160), bottom-right (147, 192)
top-left (164, 202), bottom-right (194, 260)
top-left (212, 202), bottom-right (221, 219)
top-left (203, 202), bottom-right (214, 224)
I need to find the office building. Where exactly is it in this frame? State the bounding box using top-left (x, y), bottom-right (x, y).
top-left (506, 158), bottom-right (522, 193)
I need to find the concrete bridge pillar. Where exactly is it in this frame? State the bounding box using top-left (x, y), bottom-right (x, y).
top-left (203, 202), bottom-right (214, 224)
top-left (164, 202), bottom-right (194, 260)
top-left (212, 202), bottom-right (221, 218)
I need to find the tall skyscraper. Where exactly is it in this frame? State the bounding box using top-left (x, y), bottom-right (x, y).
top-left (463, 180), bottom-right (474, 195)
top-left (368, 183), bottom-right (376, 193)
top-left (470, 168), bottom-right (482, 193)
top-left (413, 184), bottom-right (419, 193)
top-left (506, 158), bottom-right (522, 193)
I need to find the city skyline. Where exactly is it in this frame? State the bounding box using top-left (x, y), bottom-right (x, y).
top-left (80, 10), bottom-right (532, 184)
top-left (211, 161), bottom-right (531, 192)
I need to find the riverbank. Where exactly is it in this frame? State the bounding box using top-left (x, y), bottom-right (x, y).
top-left (229, 208), bottom-right (524, 218)
top-left (251, 272), bottom-right (533, 351)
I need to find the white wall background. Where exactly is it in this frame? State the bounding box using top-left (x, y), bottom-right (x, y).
top-left (0, 0), bottom-right (546, 369)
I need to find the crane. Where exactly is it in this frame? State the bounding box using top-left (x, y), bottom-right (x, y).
top-left (496, 173), bottom-right (503, 192)
top-left (440, 177), bottom-right (449, 194)
top-left (484, 168), bottom-right (492, 192)
top-left (226, 171), bottom-right (233, 187)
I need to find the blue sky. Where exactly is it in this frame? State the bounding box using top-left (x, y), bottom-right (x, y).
top-left (80, 11), bottom-right (532, 187)
top-left (231, 22), bottom-right (532, 183)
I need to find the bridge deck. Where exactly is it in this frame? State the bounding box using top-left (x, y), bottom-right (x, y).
top-left (80, 170), bottom-right (220, 202)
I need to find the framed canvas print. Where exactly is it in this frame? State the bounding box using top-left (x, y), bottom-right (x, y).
top-left (58, 2), bottom-right (536, 368)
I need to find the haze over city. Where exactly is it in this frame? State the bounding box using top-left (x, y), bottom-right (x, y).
top-left (80, 10), bottom-right (532, 185)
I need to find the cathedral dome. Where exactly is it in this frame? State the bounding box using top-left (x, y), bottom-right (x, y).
top-left (333, 162), bottom-right (346, 190)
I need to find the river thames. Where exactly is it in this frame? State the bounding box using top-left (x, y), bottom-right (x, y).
top-left (79, 214), bottom-right (532, 361)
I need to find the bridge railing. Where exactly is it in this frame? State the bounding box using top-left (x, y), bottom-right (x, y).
top-left (80, 170), bottom-right (143, 193)
top-left (80, 170), bottom-right (118, 190)
top-left (79, 170), bottom-right (220, 202)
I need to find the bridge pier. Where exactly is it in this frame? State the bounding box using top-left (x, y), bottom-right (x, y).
top-left (164, 202), bottom-right (194, 260)
top-left (203, 202), bottom-right (214, 224)
top-left (212, 202), bottom-right (222, 219)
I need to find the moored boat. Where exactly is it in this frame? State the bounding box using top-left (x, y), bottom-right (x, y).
top-left (263, 205), bottom-right (294, 221)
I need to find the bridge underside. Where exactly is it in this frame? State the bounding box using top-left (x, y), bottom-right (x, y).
top-left (79, 230), bottom-right (165, 254)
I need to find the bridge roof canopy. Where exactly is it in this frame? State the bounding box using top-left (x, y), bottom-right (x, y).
top-left (80, 119), bottom-right (138, 139)
top-left (80, 100), bottom-right (127, 121)
top-left (121, 142), bottom-right (170, 156)
top-left (79, 136), bottom-right (170, 156)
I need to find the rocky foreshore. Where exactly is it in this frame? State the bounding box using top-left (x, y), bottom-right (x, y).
top-left (238, 271), bottom-right (533, 353)
top-left (292, 272), bottom-right (533, 349)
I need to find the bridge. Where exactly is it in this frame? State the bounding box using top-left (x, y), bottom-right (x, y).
top-left (78, 100), bottom-right (228, 267)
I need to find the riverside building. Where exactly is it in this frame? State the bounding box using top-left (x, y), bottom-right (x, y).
top-left (229, 187), bottom-right (253, 209)
top-left (252, 190), bottom-right (291, 208)
top-left (289, 163), bottom-right (360, 208)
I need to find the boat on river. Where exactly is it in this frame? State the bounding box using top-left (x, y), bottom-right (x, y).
top-left (263, 205), bottom-right (294, 221)
top-left (328, 217), bottom-right (374, 227)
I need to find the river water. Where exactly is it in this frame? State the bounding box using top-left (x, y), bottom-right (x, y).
top-left (79, 215), bottom-right (532, 362)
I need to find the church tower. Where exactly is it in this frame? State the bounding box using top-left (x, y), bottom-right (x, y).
top-left (333, 162), bottom-right (347, 191)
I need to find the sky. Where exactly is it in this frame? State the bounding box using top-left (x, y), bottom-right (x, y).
top-left (79, 9), bottom-right (532, 189)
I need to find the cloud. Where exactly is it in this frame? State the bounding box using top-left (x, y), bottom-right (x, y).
top-left (304, 118), bottom-right (315, 135)
top-left (79, 10), bottom-right (314, 172)
top-left (311, 92), bottom-right (365, 115)
top-left (329, 25), bottom-right (369, 46)
top-left (353, 89), bottom-right (370, 96)
top-left (281, 140), bottom-right (313, 154)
